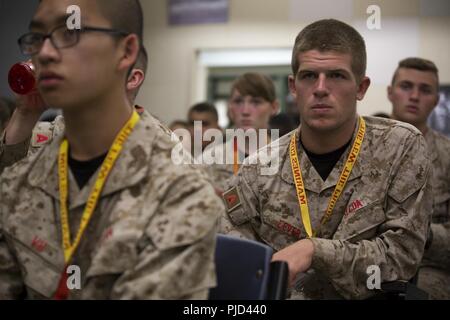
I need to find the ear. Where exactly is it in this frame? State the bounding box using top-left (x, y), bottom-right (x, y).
top-left (356, 76), bottom-right (371, 101)
top-left (127, 68), bottom-right (145, 92)
top-left (288, 75), bottom-right (297, 98)
top-left (387, 85), bottom-right (394, 103)
top-left (117, 34), bottom-right (140, 74)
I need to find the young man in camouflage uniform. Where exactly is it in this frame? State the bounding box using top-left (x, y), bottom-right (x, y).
top-left (0, 0), bottom-right (223, 299)
top-left (389, 57), bottom-right (450, 299)
top-left (221, 19), bottom-right (432, 299)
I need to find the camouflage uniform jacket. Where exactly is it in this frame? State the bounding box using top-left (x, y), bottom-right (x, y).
top-left (221, 116), bottom-right (432, 299)
top-left (0, 111), bottom-right (223, 299)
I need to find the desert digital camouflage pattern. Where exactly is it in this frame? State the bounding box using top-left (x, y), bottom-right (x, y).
top-left (221, 116), bottom-right (432, 299)
top-left (0, 111), bottom-right (223, 299)
top-left (417, 128), bottom-right (450, 299)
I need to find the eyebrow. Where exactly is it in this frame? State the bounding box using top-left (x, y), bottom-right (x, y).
top-left (399, 80), bottom-right (432, 87)
top-left (328, 69), bottom-right (351, 74)
top-left (29, 14), bottom-right (71, 30)
top-left (297, 69), bottom-right (351, 75)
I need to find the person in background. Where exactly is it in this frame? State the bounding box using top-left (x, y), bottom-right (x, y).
top-left (169, 119), bottom-right (189, 132)
top-left (427, 91), bottom-right (450, 138)
top-left (220, 19), bottom-right (431, 299)
top-left (201, 72), bottom-right (279, 193)
top-left (187, 101), bottom-right (221, 155)
top-left (389, 57), bottom-right (450, 299)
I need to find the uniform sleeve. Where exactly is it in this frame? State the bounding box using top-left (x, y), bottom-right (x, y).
top-left (0, 175), bottom-right (25, 299)
top-left (424, 150), bottom-right (450, 268)
top-left (310, 133), bottom-right (432, 299)
top-left (0, 131), bottom-right (30, 175)
top-left (109, 169), bottom-right (223, 299)
top-left (219, 168), bottom-right (261, 241)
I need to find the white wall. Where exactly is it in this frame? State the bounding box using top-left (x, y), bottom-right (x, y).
top-left (138, 0), bottom-right (450, 125)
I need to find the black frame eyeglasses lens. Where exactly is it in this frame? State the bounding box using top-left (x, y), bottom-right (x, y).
top-left (18, 25), bottom-right (79, 55)
top-left (18, 26), bottom-right (129, 55)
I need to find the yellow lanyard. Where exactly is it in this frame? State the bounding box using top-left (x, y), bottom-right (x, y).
top-left (289, 117), bottom-right (366, 238)
top-left (233, 137), bottom-right (239, 175)
top-left (58, 111), bottom-right (140, 263)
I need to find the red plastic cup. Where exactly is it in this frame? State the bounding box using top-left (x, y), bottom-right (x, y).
top-left (8, 62), bottom-right (36, 95)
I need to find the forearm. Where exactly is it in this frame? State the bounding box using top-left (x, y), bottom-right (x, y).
top-left (4, 108), bottom-right (41, 145)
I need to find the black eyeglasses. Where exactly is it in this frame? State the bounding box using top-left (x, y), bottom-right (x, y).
top-left (18, 25), bottom-right (129, 55)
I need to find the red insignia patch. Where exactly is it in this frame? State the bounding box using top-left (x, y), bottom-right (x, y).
top-left (223, 187), bottom-right (241, 212)
top-left (31, 236), bottom-right (47, 252)
top-left (36, 134), bottom-right (49, 144)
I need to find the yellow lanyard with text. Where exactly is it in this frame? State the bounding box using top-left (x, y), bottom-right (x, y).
top-left (289, 117), bottom-right (366, 238)
top-left (58, 111), bottom-right (140, 263)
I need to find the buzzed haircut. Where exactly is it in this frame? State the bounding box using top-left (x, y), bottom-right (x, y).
top-left (96, 0), bottom-right (144, 78)
top-left (391, 57), bottom-right (439, 85)
top-left (231, 72), bottom-right (276, 103)
top-left (291, 19), bottom-right (367, 82)
top-left (36, 0), bottom-right (143, 45)
top-left (188, 102), bottom-right (219, 122)
top-left (96, 0), bottom-right (143, 45)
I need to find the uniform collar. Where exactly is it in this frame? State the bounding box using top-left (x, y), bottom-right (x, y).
top-left (28, 111), bottom-right (156, 209)
top-left (280, 117), bottom-right (364, 194)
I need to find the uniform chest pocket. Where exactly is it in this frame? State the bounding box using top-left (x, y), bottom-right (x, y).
top-left (79, 231), bottom-right (142, 299)
top-left (338, 201), bottom-right (386, 243)
top-left (84, 230), bottom-right (139, 279)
